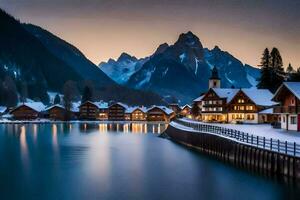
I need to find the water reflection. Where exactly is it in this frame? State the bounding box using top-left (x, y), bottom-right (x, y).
top-left (20, 125), bottom-right (29, 171)
top-left (78, 123), bottom-right (167, 134)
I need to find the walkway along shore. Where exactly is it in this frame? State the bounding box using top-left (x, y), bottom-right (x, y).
top-left (164, 119), bottom-right (300, 180)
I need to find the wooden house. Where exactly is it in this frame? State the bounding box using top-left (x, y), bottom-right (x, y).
top-left (108, 103), bottom-right (127, 121)
top-left (201, 88), bottom-right (238, 122)
top-left (130, 107), bottom-right (147, 121)
top-left (168, 104), bottom-right (181, 115)
top-left (97, 102), bottom-right (109, 121)
top-left (45, 104), bottom-right (66, 120)
top-left (272, 82), bottom-right (300, 131)
top-left (227, 89), bottom-right (277, 124)
top-left (10, 102), bottom-right (46, 120)
top-left (180, 104), bottom-right (192, 117)
top-left (147, 106), bottom-right (175, 122)
top-left (79, 101), bottom-right (99, 120)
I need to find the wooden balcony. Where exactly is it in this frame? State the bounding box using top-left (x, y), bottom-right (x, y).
top-left (273, 106), bottom-right (300, 114)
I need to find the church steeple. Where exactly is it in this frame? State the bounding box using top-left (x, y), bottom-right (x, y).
top-left (209, 66), bottom-right (221, 89)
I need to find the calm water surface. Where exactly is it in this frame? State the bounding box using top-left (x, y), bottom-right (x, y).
top-left (0, 123), bottom-right (294, 199)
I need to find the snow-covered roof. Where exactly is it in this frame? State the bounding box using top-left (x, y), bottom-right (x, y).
top-left (241, 88), bottom-right (277, 106)
top-left (0, 106), bottom-right (7, 113)
top-left (44, 104), bottom-right (65, 111)
top-left (212, 88), bottom-right (239, 102)
top-left (274, 82), bottom-right (300, 101)
top-left (147, 106), bottom-right (174, 115)
top-left (125, 106), bottom-right (148, 114)
top-left (14, 102), bottom-right (46, 112)
top-left (181, 104), bottom-right (191, 109)
top-left (94, 101), bottom-right (109, 109)
top-left (193, 94), bottom-right (205, 102)
top-left (259, 108), bottom-right (273, 114)
top-left (80, 101), bottom-right (108, 109)
top-left (109, 102), bottom-right (128, 109)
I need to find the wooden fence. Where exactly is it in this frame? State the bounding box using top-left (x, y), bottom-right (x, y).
top-left (175, 119), bottom-right (300, 158)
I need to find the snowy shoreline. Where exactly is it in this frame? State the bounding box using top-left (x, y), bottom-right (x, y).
top-left (178, 118), bottom-right (300, 143)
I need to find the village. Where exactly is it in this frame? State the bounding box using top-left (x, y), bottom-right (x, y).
top-left (0, 66), bottom-right (298, 134)
top-left (0, 66), bottom-right (296, 136)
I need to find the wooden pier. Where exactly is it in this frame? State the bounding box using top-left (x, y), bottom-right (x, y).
top-left (165, 119), bottom-right (300, 180)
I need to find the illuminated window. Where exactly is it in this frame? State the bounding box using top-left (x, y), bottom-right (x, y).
top-left (238, 99), bottom-right (245, 103)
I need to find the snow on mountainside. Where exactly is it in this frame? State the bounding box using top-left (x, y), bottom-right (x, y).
top-left (99, 31), bottom-right (260, 104)
top-left (99, 53), bottom-right (149, 84)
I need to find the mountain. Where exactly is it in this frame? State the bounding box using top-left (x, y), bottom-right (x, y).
top-left (100, 31), bottom-right (260, 104)
top-left (99, 53), bottom-right (148, 84)
top-left (24, 24), bottom-right (115, 87)
top-left (0, 9), bottom-right (165, 106)
top-left (0, 9), bottom-right (83, 104)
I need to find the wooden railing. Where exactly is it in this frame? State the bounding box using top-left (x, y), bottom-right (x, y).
top-left (273, 106), bottom-right (300, 114)
top-left (174, 119), bottom-right (300, 157)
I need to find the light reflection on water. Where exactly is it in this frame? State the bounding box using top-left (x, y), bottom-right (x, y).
top-left (0, 122), bottom-right (290, 200)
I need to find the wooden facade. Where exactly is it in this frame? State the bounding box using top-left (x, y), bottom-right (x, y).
top-left (47, 106), bottom-right (65, 121)
top-left (108, 103), bottom-right (126, 121)
top-left (273, 82), bottom-right (300, 131)
top-left (180, 105), bottom-right (191, 117)
top-left (131, 108), bottom-right (147, 121)
top-left (147, 107), bottom-right (174, 122)
top-left (168, 104), bottom-right (181, 114)
top-left (11, 105), bottom-right (40, 120)
top-left (227, 90), bottom-right (260, 123)
top-left (79, 101), bottom-right (99, 120)
top-left (201, 89), bottom-right (228, 122)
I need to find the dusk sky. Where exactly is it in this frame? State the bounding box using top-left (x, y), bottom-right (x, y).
top-left (2, 0), bottom-right (300, 67)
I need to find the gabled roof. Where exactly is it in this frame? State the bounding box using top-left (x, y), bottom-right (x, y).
top-left (80, 101), bottom-right (108, 109)
top-left (12, 102), bottom-right (46, 113)
top-left (45, 104), bottom-right (65, 111)
top-left (0, 106), bottom-right (7, 113)
top-left (193, 94), bottom-right (205, 102)
top-left (109, 102), bottom-right (128, 109)
top-left (273, 82), bottom-right (300, 101)
top-left (212, 88), bottom-right (239, 102)
top-left (147, 106), bottom-right (174, 115)
top-left (125, 106), bottom-right (147, 114)
top-left (181, 104), bottom-right (191, 109)
top-left (241, 88), bottom-right (277, 106)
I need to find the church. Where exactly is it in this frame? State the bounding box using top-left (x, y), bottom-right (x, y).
top-left (193, 66), bottom-right (277, 123)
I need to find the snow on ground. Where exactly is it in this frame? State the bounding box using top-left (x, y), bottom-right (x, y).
top-left (180, 118), bottom-right (300, 143)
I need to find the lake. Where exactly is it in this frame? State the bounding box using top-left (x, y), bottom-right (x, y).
top-left (0, 122), bottom-right (294, 199)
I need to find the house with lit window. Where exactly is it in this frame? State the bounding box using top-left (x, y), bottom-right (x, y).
top-left (147, 106), bottom-right (175, 122)
top-left (227, 89), bottom-right (278, 124)
top-left (272, 82), bottom-right (300, 131)
top-left (180, 104), bottom-right (192, 117)
top-left (130, 107), bottom-right (147, 121)
top-left (108, 102), bottom-right (128, 121)
top-left (193, 66), bottom-right (277, 123)
top-left (201, 88), bottom-right (238, 122)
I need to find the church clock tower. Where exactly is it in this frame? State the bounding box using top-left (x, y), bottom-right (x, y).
top-left (209, 66), bottom-right (221, 89)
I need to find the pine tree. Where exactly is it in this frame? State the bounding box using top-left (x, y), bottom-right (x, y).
top-left (81, 85), bottom-right (93, 103)
top-left (54, 94), bottom-right (61, 105)
top-left (63, 81), bottom-right (76, 120)
top-left (270, 48), bottom-right (285, 92)
top-left (257, 48), bottom-right (272, 89)
top-left (270, 48), bottom-right (284, 74)
top-left (3, 76), bottom-right (18, 107)
top-left (286, 63), bottom-right (294, 81)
